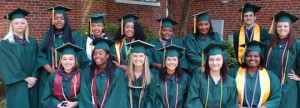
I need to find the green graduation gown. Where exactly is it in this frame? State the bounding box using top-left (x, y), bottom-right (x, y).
top-left (184, 32), bottom-right (223, 75)
top-left (229, 67), bottom-right (281, 108)
top-left (154, 73), bottom-right (190, 108)
top-left (38, 31), bottom-right (89, 107)
top-left (41, 71), bottom-right (81, 108)
top-left (186, 73), bottom-right (238, 108)
top-left (79, 68), bottom-right (127, 108)
top-left (149, 37), bottom-right (188, 74)
top-left (126, 74), bottom-right (156, 108)
top-left (0, 37), bottom-right (39, 108)
top-left (233, 26), bottom-right (272, 64)
top-left (265, 40), bottom-right (300, 108)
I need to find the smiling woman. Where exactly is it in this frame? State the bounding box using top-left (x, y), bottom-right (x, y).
top-left (229, 41), bottom-right (281, 108)
top-left (41, 43), bottom-right (82, 108)
top-left (0, 8), bottom-right (39, 108)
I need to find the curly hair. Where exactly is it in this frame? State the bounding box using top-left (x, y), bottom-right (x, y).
top-left (114, 22), bottom-right (146, 41)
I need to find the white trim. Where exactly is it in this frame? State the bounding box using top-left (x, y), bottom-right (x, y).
top-left (115, 0), bottom-right (160, 6)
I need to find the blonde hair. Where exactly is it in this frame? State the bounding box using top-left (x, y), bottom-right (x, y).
top-left (2, 18), bottom-right (29, 44)
top-left (126, 53), bottom-right (151, 87)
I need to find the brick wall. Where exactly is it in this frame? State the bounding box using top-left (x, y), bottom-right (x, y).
top-left (184, 0), bottom-right (300, 39)
top-left (1, 0), bottom-right (300, 42)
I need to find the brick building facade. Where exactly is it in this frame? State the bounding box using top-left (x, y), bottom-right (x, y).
top-left (1, 0), bottom-right (300, 42)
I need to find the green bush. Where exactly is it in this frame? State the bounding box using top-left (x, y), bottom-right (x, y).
top-left (77, 23), bottom-right (119, 38)
top-left (222, 40), bottom-right (239, 69)
top-left (0, 99), bottom-right (6, 108)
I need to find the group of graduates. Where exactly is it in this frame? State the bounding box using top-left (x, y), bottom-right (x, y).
top-left (1, 2), bottom-right (300, 108)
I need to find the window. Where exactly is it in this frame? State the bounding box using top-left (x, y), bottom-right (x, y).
top-left (115, 0), bottom-right (160, 6)
top-left (211, 20), bottom-right (224, 40)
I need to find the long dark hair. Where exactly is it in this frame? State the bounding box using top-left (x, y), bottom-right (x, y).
top-left (241, 51), bottom-right (265, 70)
top-left (42, 14), bottom-right (74, 51)
top-left (269, 24), bottom-right (295, 49)
top-left (204, 56), bottom-right (228, 82)
top-left (195, 20), bottom-right (215, 39)
top-left (159, 60), bottom-right (184, 83)
top-left (89, 49), bottom-right (116, 81)
top-left (114, 22), bottom-right (146, 41)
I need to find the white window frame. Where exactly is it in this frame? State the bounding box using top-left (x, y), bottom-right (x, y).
top-left (115, 0), bottom-right (161, 6)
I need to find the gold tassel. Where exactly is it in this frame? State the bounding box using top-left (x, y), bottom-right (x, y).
top-left (121, 18), bottom-right (124, 36)
top-left (163, 48), bottom-right (166, 67)
top-left (159, 19), bottom-right (162, 37)
top-left (89, 18), bottom-right (92, 35)
top-left (201, 51), bottom-right (205, 72)
top-left (193, 16), bottom-right (196, 33)
top-left (268, 17), bottom-right (275, 34)
top-left (55, 49), bottom-right (58, 69)
top-left (6, 15), bottom-right (9, 33)
top-left (52, 7), bottom-right (55, 25)
top-left (241, 6), bottom-right (244, 22)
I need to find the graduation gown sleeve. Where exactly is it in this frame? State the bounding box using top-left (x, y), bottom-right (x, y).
top-left (262, 70), bottom-right (282, 108)
top-left (0, 40), bottom-right (27, 85)
top-left (105, 68), bottom-right (128, 108)
top-left (41, 73), bottom-right (61, 108)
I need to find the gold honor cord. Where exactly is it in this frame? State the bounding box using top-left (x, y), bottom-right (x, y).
top-left (205, 76), bottom-right (222, 108)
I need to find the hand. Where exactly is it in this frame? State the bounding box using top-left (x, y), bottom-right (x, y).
top-left (153, 63), bottom-right (162, 70)
top-left (119, 65), bottom-right (128, 71)
top-left (258, 106), bottom-right (267, 108)
top-left (44, 64), bottom-right (55, 73)
top-left (25, 77), bottom-right (37, 88)
top-left (238, 104), bottom-right (247, 108)
top-left (65, 101), bottom-right (78, 108)
top-left (288, 70), bottom-right (300, 81)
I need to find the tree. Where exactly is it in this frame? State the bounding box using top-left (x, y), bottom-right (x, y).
top-left (179, 0), bottom-right (192, 38)
top-left (81, 0), bottom-right (94, 26)
top-left (166, 0), bottom-right (192, 38)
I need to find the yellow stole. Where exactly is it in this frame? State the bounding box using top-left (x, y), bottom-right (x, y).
top-left (115, 41), bottom-right (122, 64)
top-left (236, 67), bottom-right (270, 106)
top-left (238, 23), bottom-right (260, 64)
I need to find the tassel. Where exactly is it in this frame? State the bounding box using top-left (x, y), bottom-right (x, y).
top-left (89, 18), bottom-right (92, 35)
top-left (241, 6), bottom-right (244, 22)
top-left (121, 18), bottom-right (124, 36)
top-left (55, 49), bottom-right (58, 69)
top-left (159, 19), bottom-right (162, 37)
top-left (52, 7), bottom-right (55, 25)
top-left (241, 45), bottom-right (247, 64)
top-left (201, 51), bottom-right (205, 72)
top-left (268, 17), bottom-right (275, 34)
top-left (193, 16), bottom-right (196, 33)
top-left (163, 48), bottom-right (166, 67)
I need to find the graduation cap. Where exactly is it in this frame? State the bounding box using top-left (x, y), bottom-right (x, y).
top-left (55, 43), bottom-right (83, 55)
top-left (47, 5), bottom-right (72, 25)
top-left (156, 17), bottom-right (178, 37)
top-left (126, 40), bottom-right (154, 54)
top-left (157, 45), bottom-right (185, 67)
top-left (192, 11), bottom-right (210, 33)
top-left (239, 3), bottom-right (261, 21)
top-left (201, 43), bottom-right (229, 71)
top-left (92, 38), bottom-right (115, 52)
top-left (241, 40), bottom-right (267, 54)
top-left (4, 8), bottom-right (30, 20)
top-left (269, 11), bottom-right (299, 34)
top-left (118, 13), bottom-right (139, 35)
top-left (88, 13), bottom-right (107, 35)
top-left (3, 8), bottom-right (30, 33)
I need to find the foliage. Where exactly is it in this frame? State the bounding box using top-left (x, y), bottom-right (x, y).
top-left (222, 40), bottom-right (239, 69)
top-left (77, 23), bottom-right (119, 38)
top-left (141, 24), bottom-right (157, 43)
top-left (0, 98), bottom-right (6, 108)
